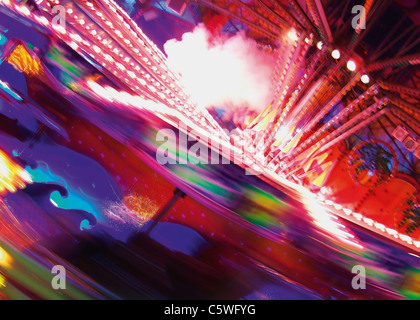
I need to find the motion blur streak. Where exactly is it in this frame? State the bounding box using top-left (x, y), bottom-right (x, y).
top-left (0, 149), bottom-right (32, 195)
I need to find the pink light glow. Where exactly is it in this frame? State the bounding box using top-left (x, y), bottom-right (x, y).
top-left (164, 24), bottom-right (276, 112)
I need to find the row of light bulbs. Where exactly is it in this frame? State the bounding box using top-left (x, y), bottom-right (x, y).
top-left (316, 41), bottom-right (370, 84)
top-left (316, 191), bottom-right (420, 250)
top-left (0, 0), bottom-right (223, 135)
